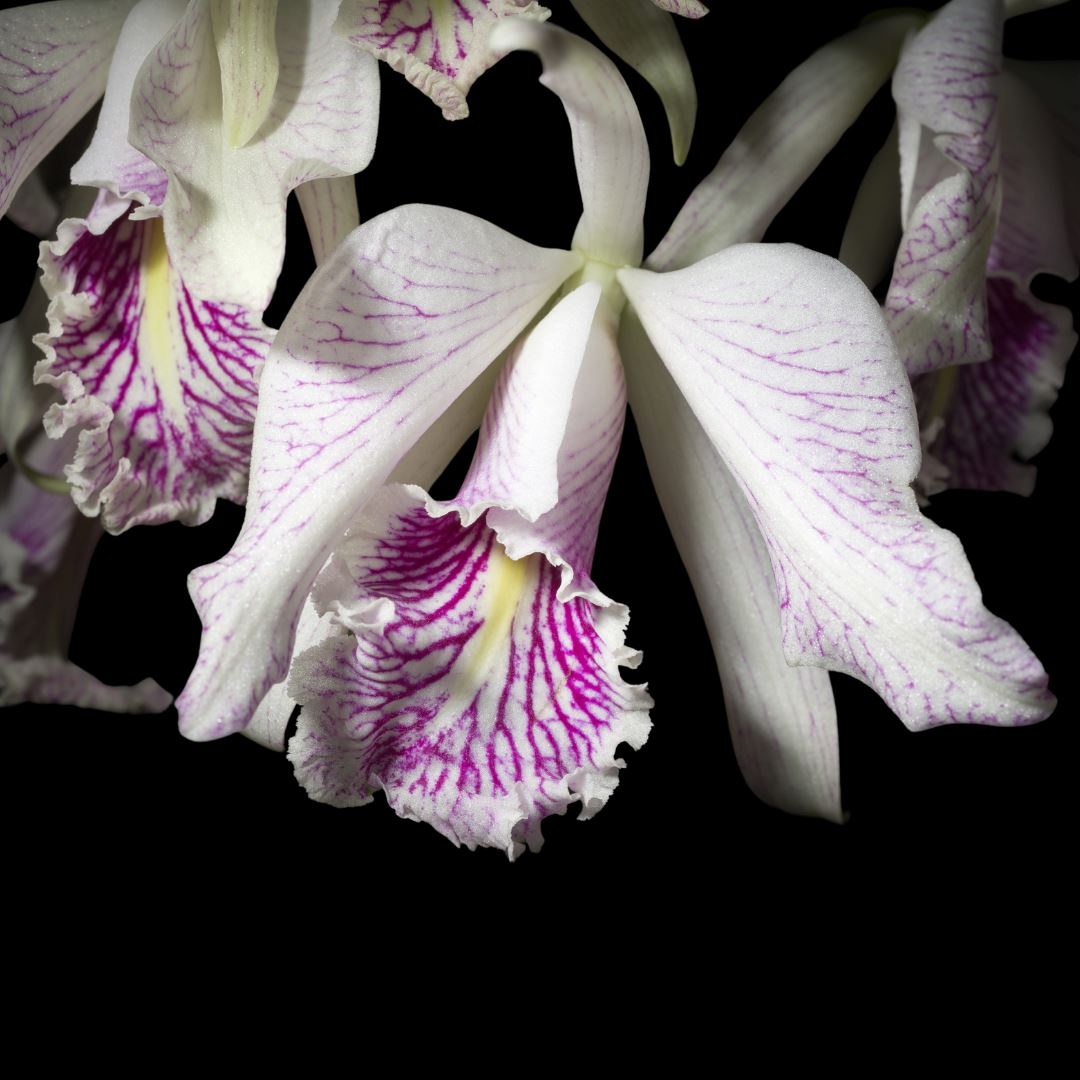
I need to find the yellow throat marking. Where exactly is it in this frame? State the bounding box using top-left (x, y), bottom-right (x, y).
top-left (139, 219), bottom-right (185, 414)
top-left (460, 544), bottom-right (531, 688)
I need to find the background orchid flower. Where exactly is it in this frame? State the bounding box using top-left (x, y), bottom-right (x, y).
top-left (173, 13), bottom-right (1052, 848)
top-left (16, 0), bottom-right (379, 533)
top-left (840, 0), bottom-right (1078, 497)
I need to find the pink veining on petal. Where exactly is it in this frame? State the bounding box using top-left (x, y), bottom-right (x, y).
top-left (620, 245), bottom-right (1053, 733)
top-left (291, 487), bottom-right (650, 857)
top-left (34, 191), bottom-right (272, 533)
top-left (177, 205), bottom-right (580, 742)
top-left (334, 0), bottom-right (548, 120)
top-left (917, 278), bottom-right (1075, 495)
top-left (0, 0), bottom-right (131, 220)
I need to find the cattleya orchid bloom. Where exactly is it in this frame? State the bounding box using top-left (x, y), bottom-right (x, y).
top-left (15, 0), bottom-right (377, 532)
top-left (840, 0), bottom-right (1078, 498)
top-left (0, 0), bottom-right (377, 707)
top-left (175, 16), bottom-right (1053, 854)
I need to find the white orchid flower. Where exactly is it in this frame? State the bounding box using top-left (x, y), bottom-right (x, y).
top-left (840, 0), bottom-right (1078, 497)
top-left (0, 0), bottom-right (379, 532)
top-left (172, 15), bottom-right (1053, 851)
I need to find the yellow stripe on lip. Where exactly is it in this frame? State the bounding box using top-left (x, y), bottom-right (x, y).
top-left (139, 218), bottom-right (186, 415)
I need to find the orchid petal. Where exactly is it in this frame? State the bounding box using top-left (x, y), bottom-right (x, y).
top-left (490, 18), bottom-right (647, 267)
top-left (1, 279), bottom-right (53, 459)
top-left (34, 190), bottom-right (273, 532)
top-left (6, 166), bottom-right (58, 237)
top-left (69, 0), bottom-right (179, 208)
top-left (647, 12), bottom-right (919, 272)
top-left (619, 309), bottom-right (841, 821)
top-left (245, 603), bottom-right (342, 751)
top-left (130, 0), bottom-right (379, 311)
top-left (291, 295), bottom-right (642, 853)
top-left (1, 426), bottom-right (170, 712)
top-left (209, 0), bottom-right (279, 149)
top-left (334, 0), bottom-right (549, 120)
top-left (0, 0), bottom-right (132, 221)
top-left (990, 70), bottom-right (1078, 284)
top-left (435, 282), bottom-right (625, 605)
top-left (916, 279), bottom-right (1075, 495)
top-left (1006, 60), bottom-right (1080, 259)
top-left (838, 124), bottom-right (901, 291)
top-left (1003, 0), bottom-right (1069, 14)
top-left (177, 205), bottom-right (580, 741)
top-left (885, 0), bottom-right (1003, 376)
top-left (650, 1), bottom-right (708, 17)
top-left (246, 345), bottom-right (504, 751)
top-left (570, 0), bottom-right (696, 165)
top-left (289, 487), bottom-right (651, 857)
top-left (618, 245), bottom-right (1053, 731)
top-left (295, 177), bottom-right (360, 267)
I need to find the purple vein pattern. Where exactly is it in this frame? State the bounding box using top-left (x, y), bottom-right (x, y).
top-left (0, 0), bottom-right (131, 220)
top-left (916, 69), bottom-right (1078, 495)
top-left (130, 0), bottom-right (380, 312)
top-left (620, 244), bottom-right (1053, 731)
top-left (290, 489), bottom-right (651, 857)
top-left (619, 310), bottom-right (841, 821)
top-left (0, 430), bottom-right (170, 711)
top-left (178, 205), bottom-right (581, 741)
top-left (289, 291), bottom-right (645, 854)
top-left (885, 0), bottom-right (1003, 377)
top-left (34, 191), bottom-right (271, 533)
top-left (335, 0), bottom-right (549, 120)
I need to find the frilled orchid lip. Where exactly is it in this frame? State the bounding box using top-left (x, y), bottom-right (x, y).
top-left (282, 282), bottom-right (648, 857)
top-left (840, 0), bottom-right (1079, 498)
top-left (34, 191), bottom-right (272, 533)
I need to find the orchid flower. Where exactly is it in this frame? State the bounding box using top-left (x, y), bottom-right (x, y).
top-left (171, 15), bottom-right (1053, 855)
top-left (1, 0), bottom-right (377, 706)
top-left (3, 0), bottom-right (379, 533)
top-left (839, 0), bottom-right (1078, 497)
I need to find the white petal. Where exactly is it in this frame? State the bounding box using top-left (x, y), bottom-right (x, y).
top-left (619, 308), bottom-right (841, 821)
top-left (291, 485), bottom-right (650, 858)
top-left (1006, 60), bottom-right (1080, 259)
top-left (34, 191), bottom-right (273, 532)
top-left (209, 0), bottom-right (279, 149)
top-left (334, 0), bottom-right (549, 120)
top-left (886, 0), bottom-right (1003, 376)
top-left (294, 177), bottom-right (359, 266)
top-left (177, 205), bottom-right (579, 740)
top-left (838, 123), bottom-right (901, 291)
top-left (6, 167), bottom-right (58, 237)
top-left (244, 602), bottom-right (341, 751)
top-left (69, 0), bottom-right (180, 208)
top-left (570, 0), bottom-right (696, 164)
top-left (619, 245), bottom-right (1053, 731)
top-left (0, 0), bottom-right (132, 221)
top-left (650, 1), bottom-right (708, 16)
top-left (489, 18), bottom-right (647, 267)
top-left (647, 12), bottom-right (920, 271)
top-left (130, 0), bottom-right (379, 311)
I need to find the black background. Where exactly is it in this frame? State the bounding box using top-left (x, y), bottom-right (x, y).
top-left (3, 0), bottom-right (1077, 948)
